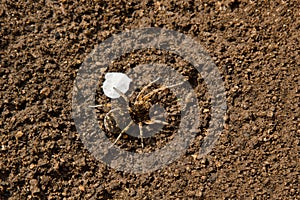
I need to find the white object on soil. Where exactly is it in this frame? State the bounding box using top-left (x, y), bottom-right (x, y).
top-left (102, 72), bottom-right (132, 99)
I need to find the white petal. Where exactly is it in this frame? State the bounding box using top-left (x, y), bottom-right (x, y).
top-left (102, 72), bottom-right (132, 99)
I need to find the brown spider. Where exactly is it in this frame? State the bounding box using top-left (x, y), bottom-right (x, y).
top-left (92, 78), bottom-right (183, 148)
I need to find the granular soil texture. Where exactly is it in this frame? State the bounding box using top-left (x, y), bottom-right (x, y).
top-left (1, 0), bottom-right (299, 199)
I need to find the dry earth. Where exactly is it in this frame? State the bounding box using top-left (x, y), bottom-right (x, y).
top-left (0, 0), bottom-right (299, 199)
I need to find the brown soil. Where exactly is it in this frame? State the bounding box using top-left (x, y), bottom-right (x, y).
top-left (1, 0), bottom-right (299, 199)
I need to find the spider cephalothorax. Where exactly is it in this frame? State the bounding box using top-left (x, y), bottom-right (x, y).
top-left (128, 83), bottom-right (168, 124)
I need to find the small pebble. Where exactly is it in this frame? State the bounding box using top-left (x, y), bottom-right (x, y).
top-left (79, 185), bottom-right (85, 191)
top-left (15, 131), bottom-right (24, 138)
top-left (40, 87), bottom-right (51, 96)
top-left (203, 108), bottom-right (210, 113)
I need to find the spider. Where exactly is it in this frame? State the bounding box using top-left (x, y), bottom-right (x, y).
top-left (91, 78), bottom-right (183, 148)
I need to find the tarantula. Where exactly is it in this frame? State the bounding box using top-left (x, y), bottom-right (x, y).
top-left (91, 78), bottom-right (183, 148)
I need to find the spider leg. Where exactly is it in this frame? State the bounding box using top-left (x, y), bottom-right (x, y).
top-left (110, 120), bottom-right (134, 148)
top-left (142, 81), bottom-right (185, 101)
top-left (112, 87), bottom-right (129, 102)
top-left (145, 111), bottom-right (168, 125)
top-left (88, 105), bottom-right (103, 108)
top-left (138, 122), bottom-right (144, 148)
top-left (112, 87), bottom-right (132, 113)
top-left (166, 81), bottom-right (185, 88)
top-left (136, 77), bottom-right (160, 100)
top-left (145, 119), bottom-right (168, 125)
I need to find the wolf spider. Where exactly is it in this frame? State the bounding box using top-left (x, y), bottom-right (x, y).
top-left (91, 78), bottom-right (183, 148)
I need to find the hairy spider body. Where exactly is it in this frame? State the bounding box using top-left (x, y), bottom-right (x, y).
top-left (91, 78), bottom-right (183, 148)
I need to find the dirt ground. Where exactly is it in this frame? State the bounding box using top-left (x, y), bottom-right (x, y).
top-left (0, 0), bottom-right (299, 199)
